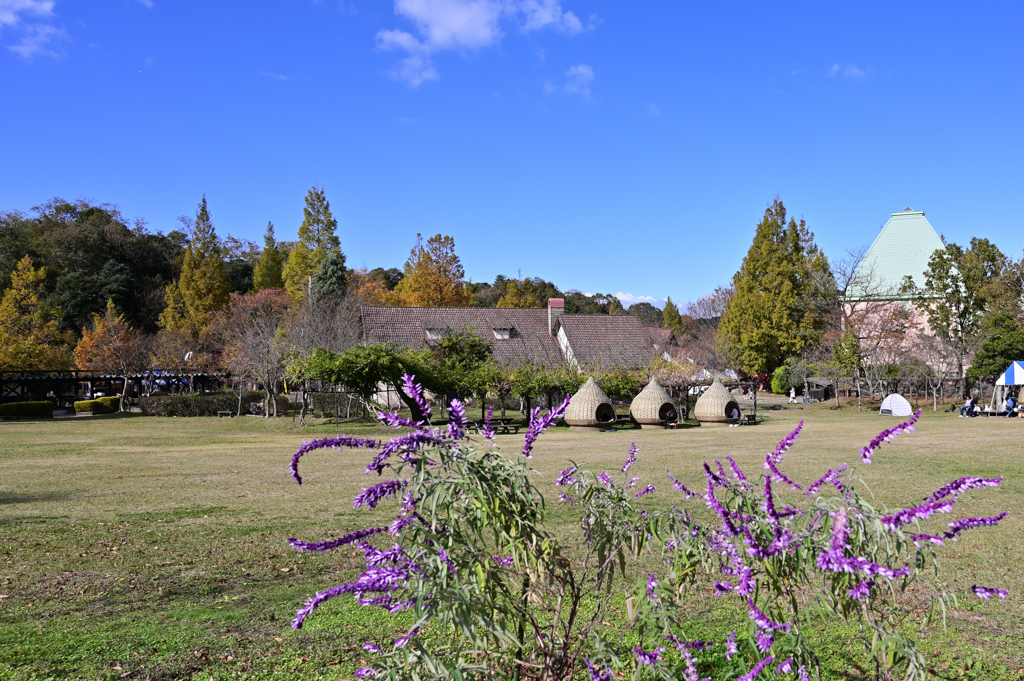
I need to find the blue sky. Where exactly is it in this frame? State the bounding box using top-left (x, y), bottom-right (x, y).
top-left (2, 1), bottom-right (1023, 308)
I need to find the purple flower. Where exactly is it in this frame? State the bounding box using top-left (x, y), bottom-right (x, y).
top-left (366, 430), bottom-right (446, 476)
top-left (909, 533), bottom-right (945, 547)
top-left (714, 581), bottom-right (734, 595)
top-left (622, 443), bottom-right (638, 473)
top-left (288, 526), bottom-right (386, 552)
top-left (944, 512), bottom-right (1008, 541)
top-left (557, 493), bottom-right (574, 503)
top-left (646, 573), bottom-right (658, 596)
top-left (764, 456), bottom-right (801, 491)
top-left (481, 406), bottom-right (496, 441)
top-left (394, 624), bottom-right (421, 648)
top-left (290, 435), bottom-right (380, 485)
top-left (521, 395), bottom-right (570, 458)
top-left (830, 507), bottom-right (849, 552)
top-left (626, 476), bottom-right (640, 488)
top-left (768, 421), bottom-right (803, 465)
top-left (492, 555), bottom-right (514, 566)
top-left (667, 469), bottom-right (696, 497)
top-left (926, 476), bottom-right (1002, 502)
top-left (747, 597), bottom-right (791, 633)
top-left (353, 667), bottom-right (378, 678)
top-left (446, 398), bottom-right (467, 440)
top-left (597, 472), bottom-right (613, 488)
top-left (848, 580), bottom-right (875, 600)
top-left (816, 551), bottom-right (910, 580)
top-left (703, 461), bottom-right (729, 488)
top-left (806, 464), bottom-right (847, 497)
top-left (726, 631), bottom-right (738, 660)
top-left (776, 658), bottom-right (793, 674)
top-left (739, 655), bottom-right (774, 681)
top-left (705, 480), bottom-right (740, 536)
top-left (555, 466), bottom-right (578, 487)
top-left (635, 484), bottom-right (656, 498)
top-left (633, 647), bottom-right (664, 665)
top-left (402, 373), bottom-right (431, 420)
top-left (859, 410), bottom-right (921, 463)
top-left (755, 631), bottom-right (773, 654)
top-left (880, 499), bottom-right (956, 530)
top-left (971, 585), bottom-right (1009, 599)
top-left (798, 665), bottom-right (810, 681)
top-left (666, 636), bottom-right (713, 651)
top-left (389, 514), bottom-right (419, 536)
top-left (354, 479), bottom-right (409, 509)
top-left (583, 658), bottom-right (611, 681)
top-left (725, 456), bottom-right (750, 486)
top-left (363, 642), bottom-right (383, 654)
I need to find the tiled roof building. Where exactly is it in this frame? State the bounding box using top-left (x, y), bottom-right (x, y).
top-left (848, 208), bottom-right (945, 300)
top-left (360, 299), bottom-right (658, 371)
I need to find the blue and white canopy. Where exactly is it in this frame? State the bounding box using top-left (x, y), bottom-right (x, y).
top-left (996, 361), bottom-right (1024, 386)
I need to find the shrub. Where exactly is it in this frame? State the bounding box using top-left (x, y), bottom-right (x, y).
top-left (73, 396), bottom-right (121, 414)
top-left (285, 375), bottom-right (1009, 681)
top-left (0, 401), bottom-right (54, 418)
top-left (770, 365), bottom-right (792, 394)
top-left (140, 391), bottom-right (289, 417)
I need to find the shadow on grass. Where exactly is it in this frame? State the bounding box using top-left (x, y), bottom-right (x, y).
top-left (0, 491), bottom-right (74, 505)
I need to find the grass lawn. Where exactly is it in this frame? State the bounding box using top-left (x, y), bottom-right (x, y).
top-left (1, 406), bottom-right (1022, 680)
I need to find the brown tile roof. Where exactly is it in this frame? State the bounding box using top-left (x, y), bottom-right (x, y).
top-left (360, 306), bottom-right (567, 369)
top-left (557, 314), bottom-right (656, 371)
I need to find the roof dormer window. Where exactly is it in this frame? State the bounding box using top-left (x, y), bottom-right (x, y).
top-left (426, 328), bottom-right (445, 341)
top-left (493, 328), bottom-right (511, 340)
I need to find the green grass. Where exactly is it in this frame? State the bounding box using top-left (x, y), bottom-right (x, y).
top-left (1, 407), bottom-right (1022, 679)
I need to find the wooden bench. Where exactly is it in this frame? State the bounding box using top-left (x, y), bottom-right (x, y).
top-left (469, 420), bottom-right (520, 435)
top-left (217, 410), bottom-right (234, 418)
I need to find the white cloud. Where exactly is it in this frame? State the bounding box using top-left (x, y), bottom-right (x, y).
top-left (259, 71), bottom-right (290, 81)
top-left (7, 21), bottom-right (64, 57)
top-left (0, 0), bottom-right (53, 27)
top-left (644, 101), bottom-right (661, 117)
top-left (544, 62), bottom-right (592, 97)
top-left (136, 0), bottom-right (154, 8)
top-left (377, 0), bottom-right (586, 86)
top-left (828, 62), bottom-right (867, 79)
top-left (616, 292), bottom-right (665, 309)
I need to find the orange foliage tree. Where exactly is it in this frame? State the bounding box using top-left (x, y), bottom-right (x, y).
top-left (74, 300), bottom-right (151, 410)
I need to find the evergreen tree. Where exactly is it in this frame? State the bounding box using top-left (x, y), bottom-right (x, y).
top-left (157, 196), bottom-right (232, 335)
top-left (283, 185), bottom-right (342, 302)
top-left (310, 250), bottom-right (349, 300)
top-left (717, 198), bottom-right (833, 376)
top-left (253, 222), bottom-right (285, 291)
top-left (662, 296), bottom-right (683, 336)
top-left (0, 256), bottom-right (74, 369)
top-left (627, 302), bottom-right (663, 327)
top-left (496, 279), bottom-right (541, 308)
top-left (392, 233), bottom-right (473, 307)
top-left (607, 297), bottom-right (625, 315)
top-left (966, 312), bottom-right (1024, 382)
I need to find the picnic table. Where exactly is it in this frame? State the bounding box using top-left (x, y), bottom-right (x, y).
top-left (469, 417), bottom-right (520, 435)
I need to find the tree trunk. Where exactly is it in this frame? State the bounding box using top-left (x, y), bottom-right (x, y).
top-left (119, 376), bottom-right (130, 412)
top-left (392, 380), bottom-right (425, 423)
top-left (334, 389), bottom-right (340, 425)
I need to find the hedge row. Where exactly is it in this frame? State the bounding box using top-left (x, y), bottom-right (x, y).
top-left (0, 401), bottom-right (55, 418)
top-left (73, 396), bottom-right (122, 414)
top-left (140, 392), bottom-right (290, 417)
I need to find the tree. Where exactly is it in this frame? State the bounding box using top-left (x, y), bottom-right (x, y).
top-left (310, 250), bottom-right (349, 301)
top-left (0, 256), bottom-right (74, 369)
top-left (391, 233), bottom-right (473, 307)
top-left (718, 199), bottom-right (833, 377)
top-left (627, 302), bottom-right (663, 328)
top-left (903, 238), bottom-right (1004, 395)
top-left (283, 185), bottom-right (342, 302)
top-left (157, 197), bottom-right (232, 335)
top-left (967, 312), bottom-right (1024, 382)
top-left (422, 330), bottom-right (493, 407)
top-left (73, 300), bottom-right (151, 410)
top-left (662, 297), bottom-right (683, 335)
top-left (253, 222), bottom-right (285, 291)
top-left (209, 289), bottom-right (290, 417)
top-left (496, 279), bottom-right (541, 308)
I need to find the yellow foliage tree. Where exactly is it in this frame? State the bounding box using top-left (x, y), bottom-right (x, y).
top-left (496, 279), bottom-right (542, 308)
top-left (392, 233), bottom-right (473, 307)
top-left (74, 300), bottom-right (151, 410)
top-left (283, 185), bottom-right (342, 303)
top-left (0, 256), bottom-right (74, 369)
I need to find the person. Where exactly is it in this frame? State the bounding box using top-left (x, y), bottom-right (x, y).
top-left (1006, 394), bottom-right (1017, 418)
top-left (960, 397), bottom-right (976, 417)
top-left (789, 386), bottom-right (796, 404)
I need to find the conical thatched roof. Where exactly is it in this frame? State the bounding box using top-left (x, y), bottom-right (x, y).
top-left (630, 378), bottom-right (675, 425)
top-left (565, 377), bottom-right (616, 428)
top-left (694, 377), bottom-right (740, 425)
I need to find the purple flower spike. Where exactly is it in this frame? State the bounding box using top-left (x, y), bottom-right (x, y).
top-left (363, 642), bottom-right (383, 654)
top-left (288, 526), bottom-right (386, 552)
top-left (290, 435), bottom-right (381, 485)
top-left (646, 573), bottom-right (658, 596)
top-left (633, 647), bottom-right (664, 665)
top-left (667, 470), bottom-right (697, 498)
top-left (703, 461), bottom-right (730, 488)
top-left (806, 464), bottom-right (847, 497)
top-left (747, 597), bottom-right (791, 633)
top-left (555, 465), bottom-right (577, 487)
top-left (353, 667), bottom-right (378, 678)
top-left (799, 665), bottom-right (810, 681)
top-left (521, 395), bottom-right (570, 458)
top-left (926, 476), bottom-right (1002, 502)
top-left (764, 455), bottom-right (802, 491)
top-left (909, 533), bottom-right (945, 547)
top-left (598, 472), bottom-right (613, 488)
top-left (776, 658), bottom-right (793, 674)
top-left (755, 631), bottom-right (773, 654)
top-left (446, 398), bottom-right (467, 440)
top-left (705, 480), bottom-right (739, 536)
top-left (354, 479), bottom-right (408, 509)
top-left (880, 499), bottom-right (956, 530)
top-left (848, 580), bottom-right (875, 600)
top-left (401, 373), bottom-right (431, 420)
top-left (635, 484), bottom-right (656, 498)
top-left (726, 631), bottom-right (737, 660)
top-left (739, 655), bottom-right (774, 681)
top-left (481, 406), bottom-right (496, 441)
top-left (768, 420), bottom-right (803, 465)
top-left (584, 658), bottom-right (612, 681)
top-left (725, 456), bottom-right (750, 486)
top-left (622, 443), bottom-right (638, 473)
top-left (859, 410), bottom-right (921, 463)
top-left (972, 585), bottom-right (1009, 599)
top-left (944, 512), bottom-right (1008, 541)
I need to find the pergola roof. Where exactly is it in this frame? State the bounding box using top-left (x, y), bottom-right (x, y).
top-left (848, 208), bottom-right (945, 300)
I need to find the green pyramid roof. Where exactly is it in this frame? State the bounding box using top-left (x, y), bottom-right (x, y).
top-left (847, 208), bottom-right (945, 300)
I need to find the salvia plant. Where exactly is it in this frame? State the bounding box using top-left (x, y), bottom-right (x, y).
top-left (286, 374), bottom-right (1008, 681)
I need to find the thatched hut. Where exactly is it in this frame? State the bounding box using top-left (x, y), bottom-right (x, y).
top-left (629, 378), bottom-right (677, 429)
top-left (693, 378), bottom-right (740, 426)
top-left (565, 377), bottom-right (616, 431)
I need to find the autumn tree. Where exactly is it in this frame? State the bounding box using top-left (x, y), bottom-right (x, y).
top-left (74, 300), bottom-right (152, 410)
top-left (283, 185), bottom-right (342, 302)
top-left (158, 197), bottom-right (232, 335)
top-left (496, 279), bottom-right (541, 308)
top-left (252, 222), bottom-right (285, 291)
top-left (391, 233), bottom-right (473, 307)
top-left (717, 199), bottom-right (833, 377)
top-left (0, 256), bottom-right (74, 369)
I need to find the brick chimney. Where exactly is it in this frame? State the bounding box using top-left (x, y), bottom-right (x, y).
top-left (547, 298), bottom-right (564, 336)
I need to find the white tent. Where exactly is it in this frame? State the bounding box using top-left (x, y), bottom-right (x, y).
top-left (880, 393), bottom-right (912, 417)
top-left (996, 361), bottom-right (1024, 386)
